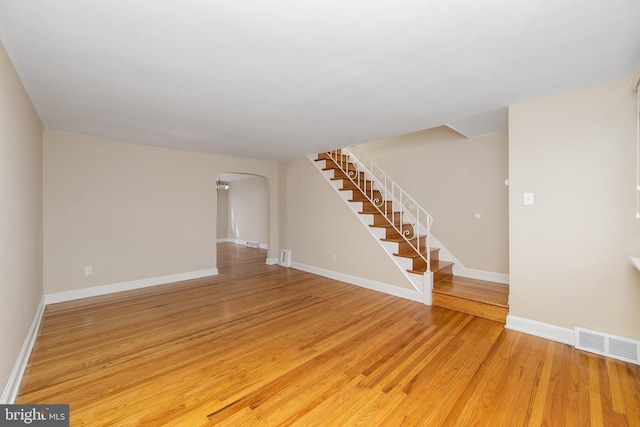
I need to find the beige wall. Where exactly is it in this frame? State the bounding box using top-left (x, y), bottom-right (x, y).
top-left (0, 43), bottom-right (43, 392)
top-left (216, 188), bottom-right (229, 239)
top-left (43, 131), bottom-right (280, 294)
top-left (509, 76), bottom-right (640, 338)
top-left (361, 128), bottom-right (509, 274)
top-left (280, 157), bottom-right (414, 289)
top-left (226, 176), bottom-right (269, 246)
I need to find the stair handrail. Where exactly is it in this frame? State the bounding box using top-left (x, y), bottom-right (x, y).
top-left (327, 147), bottom-right (433, 273)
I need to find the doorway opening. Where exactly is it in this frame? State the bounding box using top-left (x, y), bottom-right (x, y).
top-left (216, 173), bottom-right (269, 272)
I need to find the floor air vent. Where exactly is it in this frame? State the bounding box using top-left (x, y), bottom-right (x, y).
top-left (575, 327), bottom-right (640, 365)
top-left (245, 241), bottom-right (260, 249)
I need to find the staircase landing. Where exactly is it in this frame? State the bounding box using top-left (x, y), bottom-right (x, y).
top-left (433, 276), bottom-right (509, 323)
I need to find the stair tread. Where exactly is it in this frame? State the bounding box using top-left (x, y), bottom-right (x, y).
top-left (381, 236), bottom-right (429, 243)
top-left (350, 200), bottom-right (390, 205)
top-left (393, 248), bottom-right (435, 258)
top-left (332, 177), bottom-right (372, 182)
top-left (408, 260), bottom-right (453, 275)
top-left (433, 276), bottom-right (509, 308)
top-left (359, 211), bottom-right (403, 218)
top-left (368, 223), bottom-right (412, 229)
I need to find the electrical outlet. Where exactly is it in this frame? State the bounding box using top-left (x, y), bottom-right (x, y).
top-left (331, 254), bottom-right (337, 262)
top-left (523, 192), bottom-right (535, 206)
top-left (84, 266), bottom-right (93, 276)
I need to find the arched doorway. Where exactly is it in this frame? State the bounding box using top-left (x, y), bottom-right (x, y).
top-left (216, 173), bottom-right (269, 271)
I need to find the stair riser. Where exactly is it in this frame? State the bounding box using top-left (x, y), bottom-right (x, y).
top-left (349, 191), bottom-right (383, 203)
top-left (323, 160), bottom-right (358, 174)
top-left (434, 264), bottom-right (453, 282)
top-left (394, 236), bottom-right (427, 253)
top-left (334, 170), bottom-right (366, 182)
top-left (383, 226), bottom-right (416, 240)
top-left (432, 293), bottom-right (507, 323)
top-left (372, 213), bottom-right (402, 226)
top-left (360, 201), bottom-right (393, 214)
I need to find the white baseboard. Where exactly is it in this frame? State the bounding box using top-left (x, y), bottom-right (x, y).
top-left (44, 268), bottom-right (219, 305)
top-left (455, 267), bottom-right (509, 285)
top-left (265, 258), bottom-right (279, 265)
top-left (429, 235), bottom-right (509, 285)
top-left (505, 315), bottom-right (574, 345)
top-left (1, 296), bottom-right (46, 404)
top-left (218, 238), bottom-right (268, 250)
top-left (3, 268), bottom-right (218, 403)
top-left (290, 262), bottom-right (423, 303)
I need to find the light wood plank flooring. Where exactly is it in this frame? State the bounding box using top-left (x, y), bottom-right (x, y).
top-left (18, 243), bottom-right (640, 426)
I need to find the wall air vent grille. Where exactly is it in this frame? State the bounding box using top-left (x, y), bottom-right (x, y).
top-left (279, 250), bottom-right (291, 267)
top-left (575, 327), bottom-right (640, 365)
top-left (577, 330), bottom-right (605, 352)
top-left (609, 338), bottom-right (638, 361)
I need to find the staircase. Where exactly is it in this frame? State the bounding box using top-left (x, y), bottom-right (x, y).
top-left (313, 149), bottom-right (509, 323)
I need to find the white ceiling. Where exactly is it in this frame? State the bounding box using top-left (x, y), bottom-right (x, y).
top-left (0, 0), bottom-right (638, 161)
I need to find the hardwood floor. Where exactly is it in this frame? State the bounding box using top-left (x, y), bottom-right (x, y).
top-left (18, 243), bottom-right (640, 426)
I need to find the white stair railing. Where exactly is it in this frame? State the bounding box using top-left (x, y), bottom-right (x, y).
top-left (327, 147), bottom-right (433, 273)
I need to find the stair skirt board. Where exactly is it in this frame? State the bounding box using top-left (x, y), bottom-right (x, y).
top-left (309, 154), bottom-right (508, 286)
top-left (310, 155), bottom-right (428, 295)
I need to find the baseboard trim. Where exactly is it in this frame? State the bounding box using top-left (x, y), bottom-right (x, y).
top-left (505, 315), bottom-right (574, 345)
top-left (424, 234), bottom-right (509, 285)
top-left (1, 296), bottom-right (46, 404)
top-left (265, 258), bottom-right (279, 265)
top-left (290, 262), bottom-right (423, 303)
top-left (3, 268), bottom-right (219, 402)
top-left (44, 268), bottom-right (219, 305)
top-left (456, 267), bottom-right (509, 285)
top-left (218, 238), bottom-right (267, 250)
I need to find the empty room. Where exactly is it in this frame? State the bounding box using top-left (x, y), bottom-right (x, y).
top-left (1, 1), bottom-right (640, 425)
